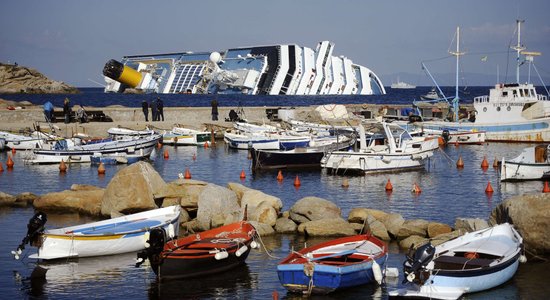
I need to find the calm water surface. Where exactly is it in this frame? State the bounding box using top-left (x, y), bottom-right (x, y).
top-left (1, 142), bottom-right (549, 299)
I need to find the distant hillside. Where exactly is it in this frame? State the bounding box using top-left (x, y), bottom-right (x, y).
top-left (0, 63), bottom-right (79, 94)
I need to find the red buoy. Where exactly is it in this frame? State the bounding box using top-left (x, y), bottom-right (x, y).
top-left (385, 179), bottom-right (393, 191)
top-left (543, 182), bottom-right (550, 193)
top-left (276, 170), bottom-right (283, 181)
top-left (412, 183), bottom-right (422, 194)
top-left (164, 149), bottom-right (169, 159)
top-left (184, 168), bottom-right (192, 179)
top-left (294, 175), bottom-right (301, 187)
top-left (6, 155), bottom-right (14, 168)
top-left (485, 181), bottom-right (494, 193)
top-left (98, 162), bottom-right (106, 175)
top-left (59, 160), bottom-right (67, 172)
top-left (240, 169), bottom-right (246, 179)
top-left (481, 156), bottom-right (489, 169)
top-left (456, 156), bottom-right (464, 168)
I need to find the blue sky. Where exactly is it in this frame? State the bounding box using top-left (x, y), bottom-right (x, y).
top-left (1, 0), bottom-right (549, 87)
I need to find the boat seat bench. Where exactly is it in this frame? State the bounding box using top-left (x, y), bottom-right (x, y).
top-left (434, 255), bottom-right (496, 270)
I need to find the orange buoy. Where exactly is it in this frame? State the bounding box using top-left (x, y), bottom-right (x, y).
top-left (385, 179), bottom-right (393, 191)
top-left (6, 155), bottom-right (14, 168)
top-left (456, 156), bottom-right (464, 168)
top-left (342, 178), bottom-right (349, 188)
top-left (454, 141), bottom-right (459, 147)
top-left (59, 160), bottom-right (67, 172)
top-left (272, 290), bottom-right (279, 300)
top-left (493, 157), bottom-right (499, 168)
top-left (11, 148), bottom-right (16, 155)
top-left (481, 156), bottom-right (489, 169)
top-left (0, 162), bottom-right (4, 172)
top-left (204, 142), bottom-right (209, 149)
top-left (157, 142), bottom-right (162, 149)
top-left (543, 182), bottom-right (550, 193)
top-left (412, 183), bottom-right (422, 194)
top-left (276, 170), bottom-right (283, 181)
top-left (294, 175), bottom-right (301, 187)
top-left (184, 168), bottom-right (192, 179)
top-left (163, 149), bottom-right (169, 159)
top-left (437, 137), bottom-right (445, 146)
top-left (240, 169), bottom-right (246, 179)
top-left (485, 181), bottom-right (494, 193)
top-left (98, 162), bottom-right (106, 175)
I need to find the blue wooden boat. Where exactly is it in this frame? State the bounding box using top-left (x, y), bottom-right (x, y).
top-left (277, 234), bottom-right (387, 295)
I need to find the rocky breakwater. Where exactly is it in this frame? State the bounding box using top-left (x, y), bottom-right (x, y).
top-left (0, 63), bottom-right (78, 94)
top-left (2, 161), bottom-right (548, 258)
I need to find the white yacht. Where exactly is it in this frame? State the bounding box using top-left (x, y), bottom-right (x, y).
top-left (103, 41), bottom-right (386, 96)
top-left (390, 77), bottom-right (416, 89)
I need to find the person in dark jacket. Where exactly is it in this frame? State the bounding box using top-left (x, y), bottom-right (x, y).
top-left (63, 97), bottom-right (71, 123)
top-left (142, 100), bottom-right (149, 121)
top-left (211, 98), bottom-right (219, 121)
top-left (157, 97), bottom-right (164, 121)
top-left (151, 98), bottom-right (158, 121)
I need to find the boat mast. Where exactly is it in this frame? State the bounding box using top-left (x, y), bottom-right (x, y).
top-left (449, 27), bottom-right (464, 122)
top-left (511, 20), bottom-right (525, 84)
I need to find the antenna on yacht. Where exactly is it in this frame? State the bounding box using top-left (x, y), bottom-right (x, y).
top-left (449, 26), bottom-right (465, 122)
top-left (511, 20), bottom-right (525, 84)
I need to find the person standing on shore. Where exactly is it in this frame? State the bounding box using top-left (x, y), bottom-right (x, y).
top-left (142, 100), bottom-right (149, 121)
top-left (63, 97), bottom-right (71, 123)
top-left (151, 98), bottom-right (158, 122)
top-left (211, 98), bottom-right (219, 121)
top-left (43, 101), bottom-right (54, 123)
top-left (157, 97), bottom-right (164, 121)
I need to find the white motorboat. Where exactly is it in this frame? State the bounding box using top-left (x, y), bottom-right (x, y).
top-left (24, 134), bottom-right (161, 164)
top-left (107, 127), bottom-right (156, 140)
top-left (420, 87), bottom-right (441, 100)
top-left (500, 144), bottom-right (550, 181)
top-left (389, 223), bottom-right (524, 300)
top-left (162, 127), bottom-right (211, 146)
top-left (321, 122), bottom-right (439, 174)
top-left (224, 131), bottom-right (280, 150)
top-left (1, 130), bottom-right (66, 150)
top-left (12, 205), bottom-right (182, 260)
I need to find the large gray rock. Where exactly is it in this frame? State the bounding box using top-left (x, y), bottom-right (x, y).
top-left (275, 217), bottom-right (297, 233)
top-left (101, 162), bottom-right (166, 217)
top-left (490, 193), bottom-right (550, 255)
top-left (396, 222), bottom-right (427, 240)
top-left (250, 221), bottom-right (275, 236)
top-left (289, 196), bottom-right (341, 224)
top-left (381, 213), bottom-right (405, 238)
top-left (227, 182), bottom-right (253, 204)
top-left (196, 184), bottom-right (242, 230)
top-left (33, 187), bottom-right (105, 215)
top-left (155, 179), bottom-right (208, 210)
top-left (427, 222), bottom-right (452, 238)
top-left (0, 191), bottom-right (16, 207)
top-left (297, 218), bottom-right (356, 236)
top-left (0, 63), bottom-right (79, 94)
top-left (348, 207), bottom-right (389, 223)
top-left (241, 190), bottom-right (283, 213)
top-left (248, 201), bottom-right (278, 227)
top-left (366, 215), bottom-right (391, 241)
top-left (15, 192), bottom-right (38, 207)
top-left (399, 235), bottom-right (429, 250)
top-left (455, 218), bottom-right (489, 233)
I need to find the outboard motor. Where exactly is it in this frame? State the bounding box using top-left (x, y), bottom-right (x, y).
top-left (441, 130), bottom-right (450, 144)
top-left (136, 227), bottom-right (166, 268)
top-left (402, 243), bottom-right (436, 284)
top-left (12, 212), bottom-right (48, 259)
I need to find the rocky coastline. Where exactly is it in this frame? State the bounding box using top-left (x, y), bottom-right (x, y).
top-left (0, 63), bottom-right (79, 94)
top-left (1, 161), bottom-right (548, 258)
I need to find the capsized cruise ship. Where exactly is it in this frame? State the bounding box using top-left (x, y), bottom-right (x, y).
top-left (102, 41), bottom-right (386, 95)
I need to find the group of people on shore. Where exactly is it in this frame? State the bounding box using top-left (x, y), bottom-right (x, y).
top-left (142, 97), bottom-right (164, 122)
top-left (43, 97), bottom-right (87, 124)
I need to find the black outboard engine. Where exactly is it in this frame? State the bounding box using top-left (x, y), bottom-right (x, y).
top-left (402, 243), bottom-right (436, 284)
top-left (12, 212), bottom-right (48, 259)
top-left (136, 227), bottom-right (166, 268)
top-left (441, 130), bottom-right (450, 144)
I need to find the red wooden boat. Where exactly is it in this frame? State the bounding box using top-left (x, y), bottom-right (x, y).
top-left (137, 221), bottom-right (258, 281)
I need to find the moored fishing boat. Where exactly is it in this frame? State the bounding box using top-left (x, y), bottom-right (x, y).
top-left (321, 122), bottom-right (439, 174)
top-left (277, 234), bottom-right (387, 295)
top-left (162, 126), bottom-right (211, 146)
top-left (251, 135), bottom-right (355, 170)
top-left (12, 205), bottom-right (182, 260)
top-left (500, 144), bottom-right (550, 181)
top-left (389, 223), bottom-right (524, 300)
top-left (107, 127), bottom-right (156, 140)
top-left (136, 221), bottom-right (258, 281)
top-left (24, 134), bottom-right (161, 164)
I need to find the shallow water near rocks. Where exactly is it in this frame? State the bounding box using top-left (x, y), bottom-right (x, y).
top-left (1, 142), bottom-right (549, 299)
